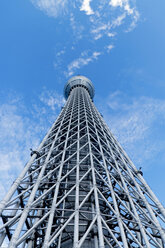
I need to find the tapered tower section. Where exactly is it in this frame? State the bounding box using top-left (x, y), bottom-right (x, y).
top-left (0, 76), bottom-right (165, 247)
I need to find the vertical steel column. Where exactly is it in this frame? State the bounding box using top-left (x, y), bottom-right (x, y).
top-left (83, 90), bottom-right (105, 248)
top-left (82, 90), bottom-right (99, 248)
top-left (73, 88), bottom-right (80, 248)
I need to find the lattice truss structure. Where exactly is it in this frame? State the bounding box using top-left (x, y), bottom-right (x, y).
top-left (0, 76), bottom-right (165, 248)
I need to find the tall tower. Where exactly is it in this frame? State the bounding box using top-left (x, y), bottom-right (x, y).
top-left (0, 75), bottom-right (165, 248)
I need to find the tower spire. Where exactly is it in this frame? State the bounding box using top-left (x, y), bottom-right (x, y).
top-left (0, 76), bottom-right (165, 247)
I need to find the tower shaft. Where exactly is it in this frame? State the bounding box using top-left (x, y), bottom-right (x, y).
top-left (0, 76), bottom-right (165, 248)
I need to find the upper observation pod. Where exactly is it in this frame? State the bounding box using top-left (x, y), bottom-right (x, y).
top-left (64, 75), bottom-right (95, 100)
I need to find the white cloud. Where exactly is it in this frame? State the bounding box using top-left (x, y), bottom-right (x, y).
top-left (111, 13), bottom-right (126, 27)
top-left (109, 0), bottom-right (139, 29)
top-left (125, 9), bottom-right (140, 32)
top-left (69, 13), bottom-right (84, 40)
top-left (0, 90), bottom-right (63, 200)
top-left (56, 49), bottom-right (65, 57)
top-left (124, 3), bottom-right (133, 14)
top-left (80, 0), bottom-right (94, 15)
top-left (93, 33), bottom-right (103, 40)
top-left (109, 0), bottom-right (124, 7)
top-left (0, 101), bottom-right (39, 199)
top-left (39, 88), bottom-right (65, 110)
top-left (107, 44), bottom-right (114, 52)
top-left (31, 0), bottom-right (68, 17)
top-left (110, 0), bottom-right (133, 15)
top-left (66, 50), bottom-right (101, 76)
top-left (97, 92), bottom-right (165, 168)
top-left (31, 0), bottom-right (139, 75)
top-left (106, 93), bottom-right (165, 142)
top-left (107, 32), bottom-right (116, 37)
top-left (91, 23), bottom-right (111, 40)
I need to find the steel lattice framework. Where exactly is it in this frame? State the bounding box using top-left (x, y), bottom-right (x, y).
top-left (0, 75), bottom-right (165, 248)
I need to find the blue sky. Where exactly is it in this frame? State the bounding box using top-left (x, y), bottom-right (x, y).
top-left (0, 0), bottom-right (165, 207)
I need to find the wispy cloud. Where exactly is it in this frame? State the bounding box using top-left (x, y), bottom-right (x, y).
top-left (66, 50), bottom-right (101, 77)
top-left (30, 0), bottom-right (139, 76)
top-left (0, 100), bottom-right (39, 199)
top-left (0, 89), bottom-right (63, 199)
top-left (109, 0), bottom-right (133, 15)
top-left (31, 0), bottom-right (69, 17)
top-left (111, 13), bottom-right (126, 27)
top-left (125, 9), bottom-right (140, 32)
top-left (39, 88), bottom-right (65, 110)
top-left (91, 23), bottom-right (111, 40)
top-left (96, 92), bottom-right (165, 168)
top-left (106, 44), bottom-right (114, 52)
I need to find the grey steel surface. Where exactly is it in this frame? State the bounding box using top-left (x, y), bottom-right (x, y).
top-left (0, 76), bottom-right (165, 247)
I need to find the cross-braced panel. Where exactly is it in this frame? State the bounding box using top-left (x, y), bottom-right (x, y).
top-left (0, 77), bottom-right (165, 248)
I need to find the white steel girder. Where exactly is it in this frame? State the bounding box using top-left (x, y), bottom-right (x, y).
top-left (0, 75), bottom-right (165, 248)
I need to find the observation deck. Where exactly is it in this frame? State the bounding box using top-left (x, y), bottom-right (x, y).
top-left (64, 75), bottom-right (95, 100)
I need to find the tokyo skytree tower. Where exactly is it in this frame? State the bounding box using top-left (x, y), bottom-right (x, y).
top-left (0, 75), bottom-right (165, 248)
